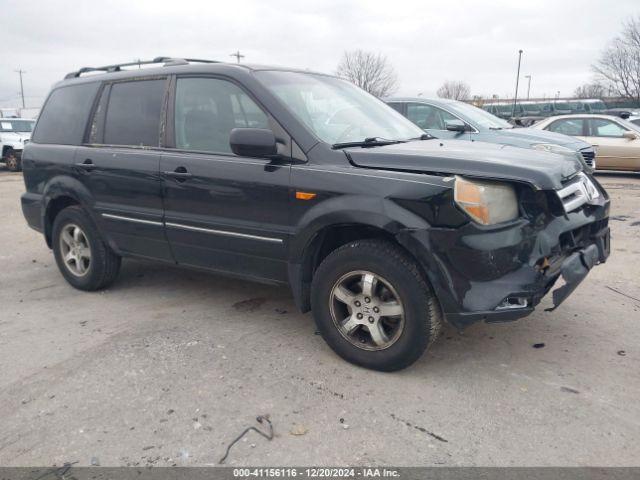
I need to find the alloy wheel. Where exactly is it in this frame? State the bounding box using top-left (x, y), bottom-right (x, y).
top-left (5, 153), bottom-right (18, 171)
top-left (329, 270), bottom-right (405, 351)
top-left (59, 224), bottom-right (92, 277)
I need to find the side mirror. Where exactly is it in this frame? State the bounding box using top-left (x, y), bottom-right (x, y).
top-left (445, 119), bottom-right (467, 132)
top-left (230, 128), bottom-right (278, 158)
top-left (623, 131), bottom-right (638, 140)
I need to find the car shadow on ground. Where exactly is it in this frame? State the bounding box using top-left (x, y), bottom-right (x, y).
top-left (107, 258), bottom-right (580, 376)
top-left (594, 171), bottom-right (639, 179)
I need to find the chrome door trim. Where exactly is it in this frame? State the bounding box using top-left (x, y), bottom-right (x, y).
top-left (101, 213), bottom-right (163, 226)
top-left (165, 222), bottom-right (283, 243)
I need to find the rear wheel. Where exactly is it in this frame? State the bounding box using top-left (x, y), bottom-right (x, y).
top-left (311, 239), bottom-right (442, 371)
top-left (4, 149), bottom-right (21, 172)
top-left (52, 206), bottom-right (121, 290)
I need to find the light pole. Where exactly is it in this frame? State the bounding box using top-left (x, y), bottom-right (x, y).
top-left (15, 69), bottom-right (26, 109)
top-left (512, 49), bottom-right (523, 117)
top-left (525, 75), bottom-right (532, 100)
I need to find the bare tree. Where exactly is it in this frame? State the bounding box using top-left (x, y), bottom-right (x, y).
top-left (437, 81), bottom-right (471, 101)
top-left (574, 82), bottom-right (606, 99)
top-left (336, 50), bottom-right (398, 98)
top-left (593, 16), bottom-right (640, 104)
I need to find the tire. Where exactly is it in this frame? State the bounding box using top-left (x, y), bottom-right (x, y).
top-left (52, 205), bottom-right (121, 291)
top-left (311, 239), bottom-right (442, 371)
top-left (4, 150), bottom-right (21, 172)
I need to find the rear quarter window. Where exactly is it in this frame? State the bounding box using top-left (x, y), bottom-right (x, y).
top-left (32, 82), bottom-right (100, 145)
top-left (103, 79), bottom-right (165, 147)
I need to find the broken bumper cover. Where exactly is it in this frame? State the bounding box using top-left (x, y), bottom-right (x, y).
top-left (399, 197), bottom-right (610, 330)
top-left (547, 227), bottom-right (610, 311)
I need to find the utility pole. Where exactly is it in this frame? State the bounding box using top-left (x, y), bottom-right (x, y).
top-left (15, 69), bottom-right (26, 108)
top-left (525, 75), bottom-right (532, 100)
top-left (230, 50), bottom-right (245, 64)
top-left (512, 50), bottom-right (523, 117)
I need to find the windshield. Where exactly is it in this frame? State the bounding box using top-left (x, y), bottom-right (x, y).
top-left (0, 119), bottom-right (35, 132)
top-left (448, 102), bottom-right (512, 129)
top-left (619, 117), bottom-right (640, 132)
top-left (254, 71), bottom-right (424, 145)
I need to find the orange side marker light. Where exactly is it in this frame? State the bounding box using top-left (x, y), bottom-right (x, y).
top-left (296, 191), bottom-right (317, 201)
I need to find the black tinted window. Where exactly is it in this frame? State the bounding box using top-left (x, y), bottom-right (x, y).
top-left (174, 77), bottom-right (269, 154)
top-left (387, 103), bottom-right (404, 114)
top-left (104, 80), bottom-right (165, 146)
top-left (32, 83), bottom-right (99, 145)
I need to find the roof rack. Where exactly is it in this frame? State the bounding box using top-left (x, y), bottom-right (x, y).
top-left (64, 57), bottom-right (221, 79)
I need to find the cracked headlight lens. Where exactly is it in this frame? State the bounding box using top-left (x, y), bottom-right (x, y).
top-left (454, 176), bottom-right (519, 225)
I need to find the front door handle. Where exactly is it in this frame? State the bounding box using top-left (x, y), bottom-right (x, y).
top-left (75, 159), bottom-right (95, 171)
top-left (163, 166), bottom-right (192, 181)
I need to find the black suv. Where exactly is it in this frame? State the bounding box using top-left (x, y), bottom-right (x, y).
top-left (21, 58), bottom-right (611, 371)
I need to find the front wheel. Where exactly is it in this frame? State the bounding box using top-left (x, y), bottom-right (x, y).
top-left (52, 206), bottom-right (121, 291)
top-left (4, 150), bottom-right (21, 172)
top-left (311, 239), bottom-right (442, 371)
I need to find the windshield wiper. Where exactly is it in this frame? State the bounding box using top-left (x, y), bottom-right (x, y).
top-left (408, 133), bottom-right (436, 140)
top-left (332, 137), bottom-right (407, 149)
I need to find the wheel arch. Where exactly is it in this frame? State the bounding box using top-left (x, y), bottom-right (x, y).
top-left (41, 176), bottom-right (99, 248)
top-left (288, 214), bottom-right (435, 313)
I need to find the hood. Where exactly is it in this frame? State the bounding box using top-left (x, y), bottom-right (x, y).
top-left (496, 127), bottom-right (590, 150)
top-left (346, 139), bottom-right (582, 190)
top-left (0, 131), bottom-right (31, 146)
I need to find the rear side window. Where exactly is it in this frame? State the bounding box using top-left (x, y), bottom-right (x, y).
top-left (104, 79), bottom-right (165, 146)
top-left (32, 83), bottom-right (99, 145)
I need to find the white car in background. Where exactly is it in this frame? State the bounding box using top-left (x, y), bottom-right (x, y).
top-left (1, 118), bottom-right (36, 172)
top-left (532, 114), bottom-right (640, 172)
top-left (628, 115), bottom-right (640, 128)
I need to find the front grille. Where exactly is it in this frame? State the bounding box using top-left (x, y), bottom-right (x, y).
top-left (556, 173), bottom-right (601, 213)
top-left (580, 147), bottom-right (595, 168)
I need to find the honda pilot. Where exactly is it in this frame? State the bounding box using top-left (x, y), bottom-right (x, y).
top-left (21, 57), bottom-right (610, 371)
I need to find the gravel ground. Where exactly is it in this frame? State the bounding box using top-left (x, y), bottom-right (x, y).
top-left (0, 168), bottom-right (638, 467)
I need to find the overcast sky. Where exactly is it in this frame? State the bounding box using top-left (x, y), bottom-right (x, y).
top-left (0, 0), bottom-right (638, 109)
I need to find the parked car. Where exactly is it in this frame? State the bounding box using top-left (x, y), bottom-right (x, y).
top-left (604, 108), bottom-right (640, 120)
top-left (532, 114), bottom-right (640, 172)
top-left (386, 97), bottom-right (596, 169)
top-left (21, 58), bottom-right (610, 371)
top-left (0, 118), bottom-right (35, 171)
top-left (483, 99), bottom-right (608, 121)
top-left (628, 115), bottom-right (640, 127)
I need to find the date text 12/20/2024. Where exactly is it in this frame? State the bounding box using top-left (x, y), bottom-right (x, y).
top-left (233, 468), bottom-right (400, 478)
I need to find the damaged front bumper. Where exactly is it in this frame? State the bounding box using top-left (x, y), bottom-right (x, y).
top-left (400, 186), bottom-right (610, 330)
top-left (546, 227), bottom-right (609, 311)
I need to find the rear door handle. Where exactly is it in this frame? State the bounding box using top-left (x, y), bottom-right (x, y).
top-left (75, 159), bottom-right (95, 170)
top-left (163, 166), bottom-right (192, 180)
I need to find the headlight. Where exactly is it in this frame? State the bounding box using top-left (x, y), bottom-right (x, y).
top-left (532, 143), bottom-right (574, 156)
top-left (454, 176), bottom-right (519, 225)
